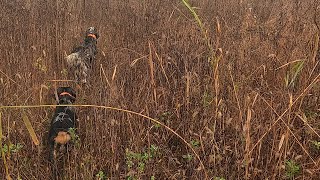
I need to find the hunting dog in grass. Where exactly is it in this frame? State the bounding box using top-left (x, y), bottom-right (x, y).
top-left (48, 87), bottom-right (78, 177)
top-left (65, 27), bottom-right (99, 84)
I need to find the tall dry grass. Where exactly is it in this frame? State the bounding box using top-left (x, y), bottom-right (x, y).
top-left (0, 0), bottom-right (320, 179)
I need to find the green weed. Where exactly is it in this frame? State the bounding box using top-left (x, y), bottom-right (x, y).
top-left (182, 153), bottom-right (193, 161)
top-left (158, 111), bottom-right (171, 121)
top-left (285, 60), bottom-right (305, 89)
top-left (285, 160), bottom-right (300, 179)
top-left (181, 0), bottom-right (220, 68)
top-left (33, 57), bottom-right (47, 73)
top-left (125, 145), bottom-right (159, 178)
top-left (68, 128), bottom-right (80, 147)
top-left (213, 177), bottom-right (226, 180)
top-left (304, 109), bottom-right (319, 119)
top-left (311, 141), bottom-right (320, 150)
top-left (203, 91), bottom-right (213, 107)
top-left (181, 0), bottom-right (213, 56)
top-left (155, 111), bottom-right (172, 127)
top-left (126, 176), bottom-right (137, 180)
top-left (61, 68), bottom-right (68, 77)
top-left (190, 140), bottom-right (200, 148)
top-left (95, 170), bottom-right (107, 180)
top-left (1, 143), bottom-right (23, 157)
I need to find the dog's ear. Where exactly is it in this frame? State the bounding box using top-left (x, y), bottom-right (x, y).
top-left (65, 87), bottom-right (76, 102)
top-left (69, 88), bottom-right (76, 98)
top-left (56, 87), bottom-right (65, 95)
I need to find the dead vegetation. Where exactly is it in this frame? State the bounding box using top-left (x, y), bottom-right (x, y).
top-left (0, 0), bottom-right (320, 179)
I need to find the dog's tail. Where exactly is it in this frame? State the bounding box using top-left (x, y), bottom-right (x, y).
top-left (65, 53), bottom-right (79, 67)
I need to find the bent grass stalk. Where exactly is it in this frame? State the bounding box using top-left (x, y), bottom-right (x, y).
top-left (21, 110), bottom-right (40, 146)
top-left (0, 104), bottom-right (208, 179)
top-left (181, 1), bottom-right (207, 43)
top-left (249, 74), bottom-right (320, 158)
top-left (181, 0), bottom-right (214, 58)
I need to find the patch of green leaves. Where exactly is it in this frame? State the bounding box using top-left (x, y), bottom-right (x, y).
top-left (213, 177), bottom-right (226, 180)
top-left (126, 176), bottom-right (137, 180)
top-left (149, 144), bottom-right (158, 157)
top-left (33, 57), bottom-right (47, 73)
top-left (95, 170), bottom-right (107, 180)
top-left (311, 141), bottom-right (320, 150)
top-left (182, 153), bottom-right (193, 161)
top-left (304, 109), bottom-right (319, 119)
top-left (126, 145), bottom-right (159, 178)
top-left (1, 143), bottom-right (23, 157)
top-left (68, 128), bottom-right (80, 147)
top-left (190, 140), bottom-right (200, 148)
top-left (158, 111), bottom-right (171, 121)
top-left (61, 68), bottom-right (68, 77)
top-left (155, 111), bottom-right (172, 127)
top-left (285, 60), bottom-right (305, 89)
top-left (285, 160), bottom-right (300, 179)
top-left (203, 91), bottom-right (213, 107)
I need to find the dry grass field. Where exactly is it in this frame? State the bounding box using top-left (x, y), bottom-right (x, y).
top-left (0, 0), bottom-right (320, 179)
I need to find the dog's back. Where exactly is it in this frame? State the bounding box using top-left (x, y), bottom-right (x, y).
top-left (48, 105), bottom-right (77, 145)
top-left (66, 27), bottom-right (99, 84)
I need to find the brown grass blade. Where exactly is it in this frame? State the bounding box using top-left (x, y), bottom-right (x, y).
top-left (278, 134), bottom-right (286, 151)
top-left (148, 41), bottom-right (157, 105)
top-left (244, 107), bottom-right (252, 180)
top-left (311, 32), bottom-right (319, 64)
top-left (185, 72), bottom-right (191, 108)
top-left (47, 79), bottom-right (74, 82)
top-left (148, 41), bottom-right (155, 87)
top-left (21, 110), bottom-right (40, 146)
top-left (100, 64), bottom-right (111, 88)
top-left (112, 65), bottom-right (117, 81)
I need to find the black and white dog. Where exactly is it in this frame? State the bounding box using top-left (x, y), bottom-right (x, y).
top-left (48, 87), bottom-right (78, 164)
top-left (66, 27), bottom-right (99, 84)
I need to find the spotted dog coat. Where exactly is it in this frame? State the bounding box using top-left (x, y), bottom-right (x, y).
top-left (66, 27), bottom-right (99, 84)
top-left (48, 87), bottom-right (77, 169)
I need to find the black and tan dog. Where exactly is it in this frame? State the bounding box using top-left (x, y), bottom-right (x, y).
top-left (48, 87), bottom-right (78, 178)
top-left (66, 27), bottom-right (99, 84)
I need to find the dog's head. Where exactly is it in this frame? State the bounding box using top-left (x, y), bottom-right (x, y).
top-left (56, 87), bottom-right (76, 104)
top-left (85, 27), bottom-right (99, 40)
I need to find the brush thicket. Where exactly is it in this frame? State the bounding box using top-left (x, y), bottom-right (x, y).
top-left (0, 0), bottom-right (319, 179)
